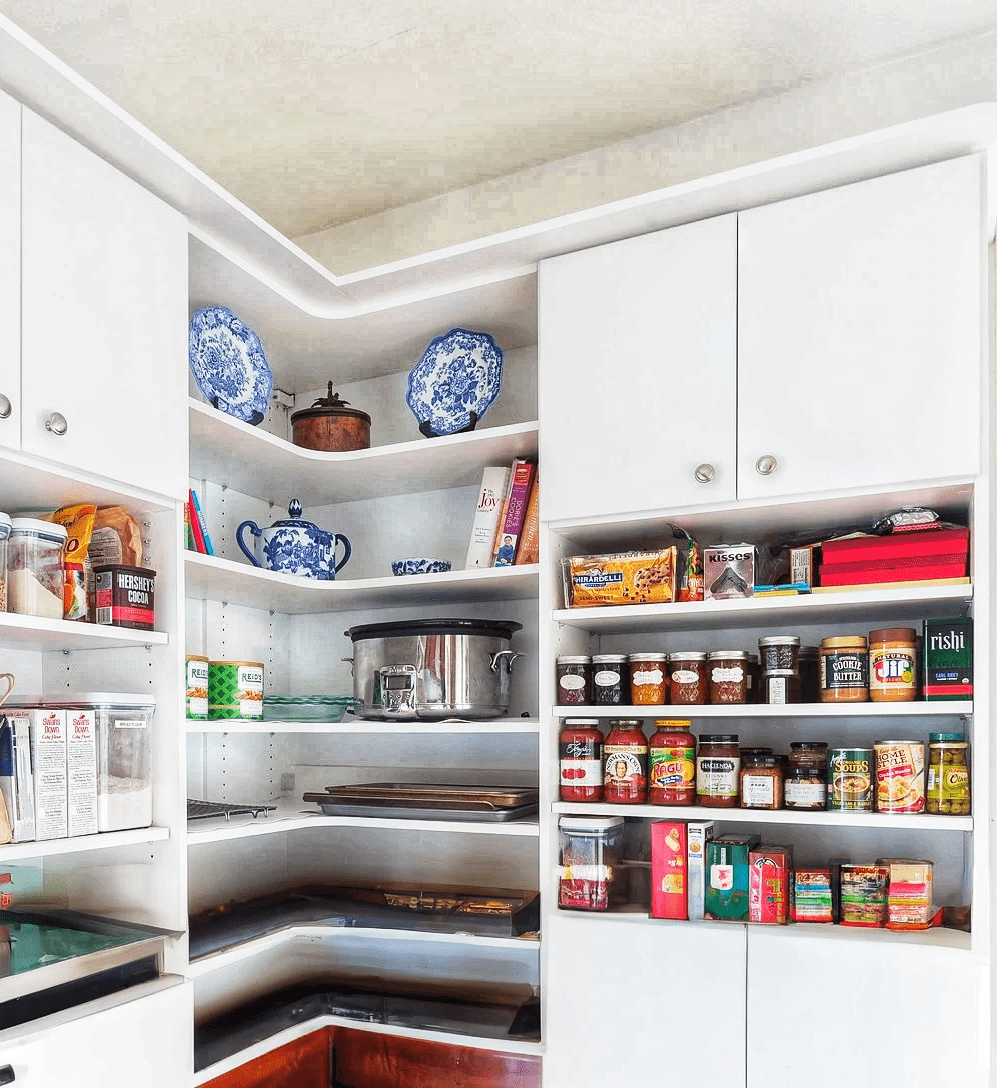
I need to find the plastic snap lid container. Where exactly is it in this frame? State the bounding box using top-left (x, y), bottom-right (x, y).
top-left (8, 518), bottom-right (67, 620)
top-left (46, 693), bottom-right (155, 832)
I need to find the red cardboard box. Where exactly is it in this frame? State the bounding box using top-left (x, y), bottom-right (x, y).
top-left (651, 821), bottom-right (688, 920)
top-left (821, 528), bottom-right (969, 565)
top-left (818, 556), bottom-right (967, 587)
top-left (748, 846), bottom-right (792, 924)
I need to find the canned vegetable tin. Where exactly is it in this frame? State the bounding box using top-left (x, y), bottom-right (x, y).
top-left (208, 660), bottom-right (265, 720)
top-left (186, 655), bottom-right (209, 719)
top-left (827, 748), bottom-right (874, 811)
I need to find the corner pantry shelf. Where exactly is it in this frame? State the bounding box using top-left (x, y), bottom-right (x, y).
top-left (0, 825), bottom-right (170, 861)
top-left (552, 703), bottom-right (972, 718)
top-left (0, 611), bottom-right (169, 650)
top-left (188, 400), bottom-right (539, 506)
top-left (187, 718), bottom-right (541, 735)
top-left (552, 582), bottom-right (973, 634)
top-left (184, 552), bottom-right (539, 614)
top-left (551, 801), bottom-right (972, 832)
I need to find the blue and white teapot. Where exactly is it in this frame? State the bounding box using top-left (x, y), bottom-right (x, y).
top-left (236, 499), bottom-right (351, 580)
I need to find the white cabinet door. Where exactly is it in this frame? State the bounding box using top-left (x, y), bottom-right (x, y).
top-left (0, 90), bottom-right (19, 455)
top-left (738, 155), bottom-right (983, 501)
top-left (0, 979), bottom-right (192, 1088)
top-left (21, 110), bottom-right (188, 500)
top-left (543, 915), bottom-right (746, 1087)
top-left (746, 929), bottom-right (987, 1087)
top-left (539, 214), bottom-right (737, 521)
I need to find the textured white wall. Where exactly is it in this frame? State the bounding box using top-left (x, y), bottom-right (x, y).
top-left (295, 29), bottom-right (997, 274)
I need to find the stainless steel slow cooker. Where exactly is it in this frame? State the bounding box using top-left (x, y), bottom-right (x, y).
top-left (344, 617), bottom-right (524, 720)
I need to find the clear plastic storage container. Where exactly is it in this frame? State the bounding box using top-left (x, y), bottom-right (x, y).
top-left (8, 518), bottom-right (67, 619)
top-left (557, 815), bottom-right (624, 911)
top-left (0, 512), bottom-right (10, 612)
top-left (50, 693), bottom-right (154, 832)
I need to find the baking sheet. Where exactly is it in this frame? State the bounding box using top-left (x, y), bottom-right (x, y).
top-left (319, 782), bottom-right (539, 807)
top-left (303, 798), bottom-right (539, 822)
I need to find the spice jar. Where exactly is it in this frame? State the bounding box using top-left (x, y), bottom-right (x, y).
top-left (707, 651), bottom-right (749, 705)
top-left (819, 636), bottom-right (869, 702)
top-left (926, 732), bottom-right (970, 815)
top-left (669, 652), bottom-right (707, 705)
top-left (559, 718), bottom-right (604, 802)
top-left (591, 654), bottom-right (629, 706)
top-left (783, 765), bottom-right (828, 811)
top-left (603, 719), bottom-right (647, 804)
top-left (799, 646), bottom-right (820, 703)
top-left (648, 720), bottom-right (696, 806)
top-left (868, 628), bottom-right (918, 702)
top-left (0, 512), bottom-right (9, 613)
top-left (760, 669), bottom-right (801, 704)
top-left (629, 653), bottom-right (668, 705)
top-left (556, 656), bottom-right (592, 706)
top-left (8, 518), bottom-right (67, 620)
top-left (758, 636), bottom-right (801, 672)
top-left (695, 733), bottom-right (740, 808)
top-left (740, 756), bottom-right (783, 809)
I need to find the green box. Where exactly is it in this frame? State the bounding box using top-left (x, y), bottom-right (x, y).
top-left (923, 617), bottom-right (972, 701)
top-left (705, 834), bottom-right (760, 920)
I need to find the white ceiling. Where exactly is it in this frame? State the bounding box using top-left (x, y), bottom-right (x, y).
top-left (5, 0), bottom-right (997, 243)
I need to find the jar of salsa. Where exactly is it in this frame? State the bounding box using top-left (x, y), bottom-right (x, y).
top-left (669, 651), bottom-right (707, 705)
top-left (559, 718), bottom-right (604, 802)
top-left (556, 655), bottom-right (592, 705)
top-left (648, 720), bottom-right (696, 806)
top-left (604, 719), bottom-right (648, 804)
top-left (695, 733), bottom-right (740, 807)
top-left (629, 652), bottom-right (668, 704)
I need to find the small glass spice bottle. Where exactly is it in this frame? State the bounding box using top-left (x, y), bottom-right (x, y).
top-left (739, 756), bottom-right (783, 810)
top-left (648, 720), bottom-right (696, 806)
top-left (695, 733), bottom-right (740, 808)
top-left (559, 718), bottom-right (604, 802)
top-left (669, 651), bottom-right (707, 705)
top-left (591, 654), bottom-right (629, 707)
top-left (629, 652), bottom-right (668, 705)
top-left (603, 719), bottom-right (648, 804)
top-left (707, 650), bottom-right (749, 704)
top-left (556, 655), bottom-right (592, 705)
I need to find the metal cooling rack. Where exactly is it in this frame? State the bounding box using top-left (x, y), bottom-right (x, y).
top-left (187, 799), bottom-right (276, 822)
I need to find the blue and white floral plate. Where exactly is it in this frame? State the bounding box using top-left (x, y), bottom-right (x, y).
top-left (405, 328), bottom-right (503, 437)
top-left (189, 306), bottom-right (274, 425)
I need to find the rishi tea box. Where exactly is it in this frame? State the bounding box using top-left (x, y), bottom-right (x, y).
top-left (650, 821), bottom-right (688, 920)
top-left (923, 617), bottom-right (973, 700)
top-left (705, 834), bottom-right (760, 921)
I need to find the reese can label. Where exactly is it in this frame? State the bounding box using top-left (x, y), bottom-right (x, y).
top-left (208, 660), bottom-right (265, 720)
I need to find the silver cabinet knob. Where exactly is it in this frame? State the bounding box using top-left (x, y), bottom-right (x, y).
top-left (44, 411), bottom-right (68, 436)
top-left (0, 394), bottom-right (10, 420)
top-left (694, 463), bottom-right (716, 484)
top-left (755, 454), bottom-right (778, 476)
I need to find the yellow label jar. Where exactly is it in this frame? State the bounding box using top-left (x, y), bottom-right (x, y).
top-left (868, 628), bottom-right (917, 702)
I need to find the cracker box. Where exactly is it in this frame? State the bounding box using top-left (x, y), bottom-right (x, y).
top-left (705, 834), bottom-right (760, 921)
top-left (748, 846), bottom-right (793, 924)
top-left (792, 868), bottom-right (834, 924)
top-left (686, 821), bottom-right (715, 921)
top-left (650, 821), bottom-right (688, 920)
top-left (704, 544), bottom-right (755, 601)
top-left (923, 617), bottom-right (973, 700)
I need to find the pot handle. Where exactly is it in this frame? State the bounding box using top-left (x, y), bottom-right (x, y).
top-left (334, 533), bottom-right (352, 574)
top-left (236, 520), bottom-right (264, 567)
top-left (490, 650), bottom-right (525, 674)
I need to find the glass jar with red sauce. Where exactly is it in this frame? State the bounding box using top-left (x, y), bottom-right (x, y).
top-left (559, 718), bottom-right (604, 802)
top-left (603, 719), bottom-right (648, 804)
top-left (648, 720), bottom-right (696, 805)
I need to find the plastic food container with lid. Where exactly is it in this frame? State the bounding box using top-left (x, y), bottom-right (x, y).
top-left (557, 815), bottom-right (624, 911)
top-left (0, 512), bottom-right (10, 612)
top-left (8, 518), bottom-right (67, 619)
top-left (49, 693), bottom-right (155, 832)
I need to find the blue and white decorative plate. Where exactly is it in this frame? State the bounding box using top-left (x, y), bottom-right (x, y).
top-left (189, 306), bottom-right (274, 425)
top-left (405, 328), bottom-right (503, 437)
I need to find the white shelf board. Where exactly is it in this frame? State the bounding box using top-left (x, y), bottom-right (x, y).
top-left (552, 582), bottom-right (973, 634)
top-left (187, 717), bottom-right (540, 735)
top-left (551, 801), bottom-right (972, 832)
top-left (554, 906), bottom-right (972, 949)
top-left (187, 925), bottom-right (540, 980)
top-left (184, 551), bottom-right (539, 614)
top-left (0, 825), bottom-right (169, 861)
top-left (187, 804), bottom-right (540, 845)
top-left (0, 612), bottom-right (169, 650)
top-left (189, 400), bottom-right (539, 505)
top-left (553, 702), bottom-right (973, 718)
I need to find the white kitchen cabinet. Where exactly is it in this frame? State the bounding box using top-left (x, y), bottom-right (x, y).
top-left (543, 915), bottom-right (746, 1088)
top-left (0, 979), bottom-right (192, 1088)
top-left (539, 214), bottom-right (737, 522)
top-left (20, 109), bottom-right (188, 501)
top-left (737, 154), bottom-right (983, 501)
top-left (0, 88), bottom-right (19, 456)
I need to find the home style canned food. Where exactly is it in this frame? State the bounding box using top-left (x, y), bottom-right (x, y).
top-left (208, 660), bottom-right (265, 720)
top-left (868, 628), bottom-right (918, 702)
top-left (827, 748), bottom-right (874, 811)
top-left (185, 655), bottom-right (209, 719)
top-left (819, 635), bottom-right (868, 702)
top-left (874, 740), bottom-right (926, 813)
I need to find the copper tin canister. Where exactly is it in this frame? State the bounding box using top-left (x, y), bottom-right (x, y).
top-left (290, 383), bottom-right (371, 451)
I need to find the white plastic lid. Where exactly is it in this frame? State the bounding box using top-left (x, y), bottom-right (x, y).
top-left (559, 816), bottom-right (624, 832)
top-left (9, 518), bottom-right (68, 542)
top-left (0, 513), bottom-right (10, 539)
top-left (46, 692), bottom-right (157, 707)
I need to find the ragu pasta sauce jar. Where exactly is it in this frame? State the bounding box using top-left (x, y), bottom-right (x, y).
top-left (604, 719), bottom-right (648, 804)
top-left (648, 720), bottom-right (696, 805)
top-left (559, 718), bottom-right (604, 802)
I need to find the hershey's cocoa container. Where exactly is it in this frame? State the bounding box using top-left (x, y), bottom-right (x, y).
top-left (92, 564), bottom-right (156, 630)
